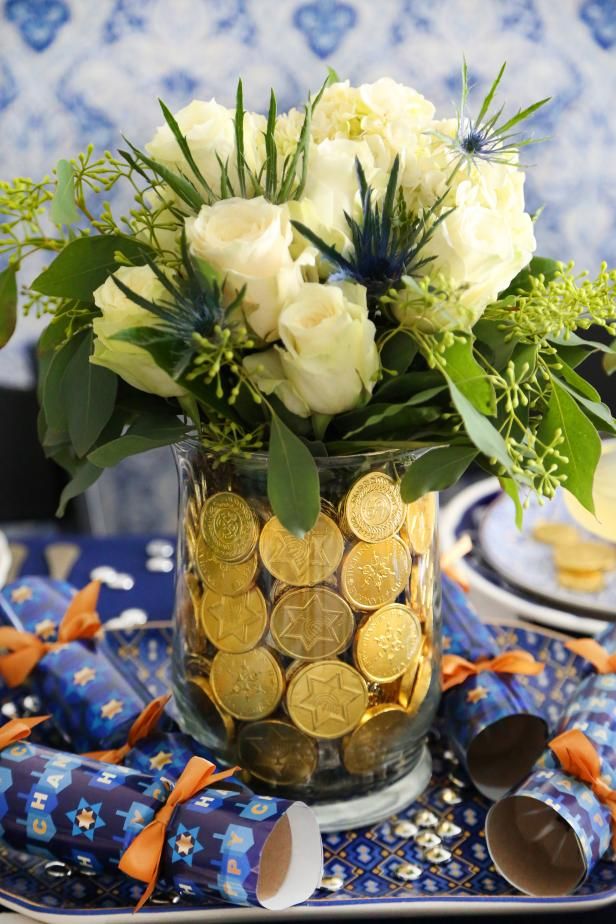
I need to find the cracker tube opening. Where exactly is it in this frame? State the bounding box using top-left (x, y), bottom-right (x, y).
top-left (486, 794), bottom-right (586, 896)
top-left (257, 802), bottom-right (323, 910)
top-left (467, 714), bottom-right (548, 801)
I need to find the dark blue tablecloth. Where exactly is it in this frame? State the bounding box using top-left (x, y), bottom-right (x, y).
top-left (10, 534), bottom-right (176, 623)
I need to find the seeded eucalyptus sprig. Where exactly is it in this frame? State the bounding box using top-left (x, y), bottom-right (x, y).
top-left (432, 60), bottom-right (550, 177)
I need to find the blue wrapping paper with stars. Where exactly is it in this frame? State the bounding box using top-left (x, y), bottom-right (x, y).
top-left (440, 577), bottom-right (548, 799)
top-left (0, 733), bottom-right (317, 908)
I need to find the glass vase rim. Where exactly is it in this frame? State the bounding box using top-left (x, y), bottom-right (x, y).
top-left (173, 437), bottom-right (424, 469)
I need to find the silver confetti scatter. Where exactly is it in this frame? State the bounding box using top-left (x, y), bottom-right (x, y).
top-left (320, 875), bottom-right (345, 892)
top-left (436, 820), bottom-right (462, 839)
top-left (413, 809), bottom-right (439, 828)
top-left (395, 862), bottom-right (422, 881)
top-left (414, 830), bottom-right (441, 849)
top-left (393, 820), bottom-right (419, 839)
top-left (146, 557), bottom-right (174, 573)
top-left (424, 846), bottom-right (452, 864)
top-left (441, 788), bottom-right (463, 805)
top-left (106, 572), bottom-right (135, 590)
top-left (146, 539), bottom-right (174, 558)
top-left (90, 565), bottom-right (117, 583)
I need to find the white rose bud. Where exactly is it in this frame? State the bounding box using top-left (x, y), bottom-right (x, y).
top-left (146, 99), bottom-right (265, 197)
top-left (186, 196), bottom-right (310, 341)
top-left (91, 265), bottom-right (185, 398)
top-left (244, 282), bottom-right (380, 417)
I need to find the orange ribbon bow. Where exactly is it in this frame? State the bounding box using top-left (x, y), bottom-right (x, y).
top-left (83, 694), bottom-right (171, 764)
top-left (0, 715), bottom-right (50, 750)
top-left (566, 638), bottom-right (616, 675)
top-left (119, 755), bottom-right (238, 911)
top-left (0, 581), bottom-right (102, 688)
top-left (549, 728), bottom-right (616, 849)
top-left (441, 650), bottom-right (545, 692)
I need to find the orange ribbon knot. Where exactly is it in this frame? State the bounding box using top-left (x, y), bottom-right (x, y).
top-left (0, 581), bottom-right (102, 688)
top-left (84, 694), bottom-right (171, 764)
top-left (566, 638), bottom-right (616, 675)
top-left (119, 756), bottom-right (238, 911)
top-left (549, 728), bottom-right (616, 849)
top-left (441, 649), bottom-right (545, 692)
top-left (0, 715), bottom-right (50, 750)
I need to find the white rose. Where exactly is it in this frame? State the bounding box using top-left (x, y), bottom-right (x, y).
top-left (186, 196), bottom-right (309, 341)
top-left (91, 265), bottom-right (185, 398)
top-left (424, 162), bottom-right (536, 313)
top-left (244, 282), bottom-right (379, 417)
top-left (146, 99), bottom-right (266, 197)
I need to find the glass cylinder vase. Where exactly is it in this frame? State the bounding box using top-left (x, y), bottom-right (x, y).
top-left (171, 441), bottom-right (441, 829)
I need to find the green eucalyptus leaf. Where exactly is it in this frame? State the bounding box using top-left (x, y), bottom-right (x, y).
top-left (553, 359), bottom-right (601, 401)
top-left (88, 413), bottom-right (189, 467)
top-left (537, 378), bottom-right (601, 512)
top-left (56, 460), bottom-right (103, 516)
top-left (499, 476), bottom-right (523, 529)
top-left (267, 410), bottom-right (320, 538)
top-left (447, 379), bottom-right (512, 472)
top-left (41, 335), bottom-right (84, 438)
top-left (510, 342), bottom-right (538, 382)
top-left (0, 264), bottom-right (18, 348)
top-left (553, 374), bottom-right (616, 435)
top-left (62, 330), bottom-right (118, 457)
top-left (375, 370), bottom-right (443, 402)
top-left (379, 330), bottom-right (418, 379)
top-left (50, 159), bottom-right (79, 226)
top-left (442, 337), bottom-right (496, 415)
top-left (549, 331), bottom-right (614, 353)
top-left (111, 326), bottom-right (193, 378)
top-left (474, 318), bottom-right (518, 370)
top-left (32, 235), bottom-right (154, 300)
top-left (501, 255), bottom-right (560, 297)
top-left (400, 445), bottom-right (477, 502)
top-left (341, 394), bottom-right (444, 440)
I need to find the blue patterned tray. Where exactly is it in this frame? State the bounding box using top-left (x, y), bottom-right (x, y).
top-left (0, 620), bottom-right (614, 921)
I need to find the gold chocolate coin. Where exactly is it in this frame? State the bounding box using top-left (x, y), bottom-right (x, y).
top-left (201, 586), bottom-right (268, 653)
top-left (532, 521), bottom-right (580, 545)
top-left (237, 719), bottom-right (318, 786)
top-left (342, 704), bottom-right (411, 774)
top-left (343, 472), bottom-right (405, 543)
top-left (210, 647), bottom-right (284, 721)
top-left (355, 603), bottom-right (422, 682)
top-left (196, 536), bottom-right (259, 596)
top-left (341, 536), bottom-right (410, 611)
top-left (259, 513), bottom-right (344, 586)
top-left (185, 675), bottom-right (235, 740)
top-left (201, 492), bottom-right (259, 562)
top-left (557, 568), bottom-right (606, 592)
top-left (271, 586), bottom-right (354, 661)
top-left (398, 657), bottom-right (420, 709)
top-left (404, 494), bottom-right (436, 555)
top-left (286, 660), bottom-right (368, 739)
top-left (406, 655), bottom-right (433, 717)
top-left (553, 541), bottom-right (616, 573)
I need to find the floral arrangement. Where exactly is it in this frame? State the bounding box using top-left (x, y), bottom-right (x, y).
top-left (1, 64), bottom-right (615, 534)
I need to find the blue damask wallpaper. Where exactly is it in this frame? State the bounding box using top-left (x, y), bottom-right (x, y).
top-left (1, 0), bottom-right (615, 530)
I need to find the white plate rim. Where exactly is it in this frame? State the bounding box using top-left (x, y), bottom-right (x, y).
top-left (440, 479), bottom-right (609, 636)
top-left (0, 531), bottom-right (10, 588)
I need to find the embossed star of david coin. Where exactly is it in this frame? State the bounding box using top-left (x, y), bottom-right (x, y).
top-left (200, 585), bottom-right (268, 653)
top-left (270, 586), bottom-right (354, 661)
top-left (259, 513), bottom-right (344, 586)
top-left (286, 659), bottom-right (368, 739)
top-left (354, 603), bottom-right (423, 682)
top-left (210, 647), bottom-right (284, 721)
top-left (237, 718), bottom-right (318, 785)
top-left (185, 675), bottom-right (235, 740)
top-left (196, 535), bottom-right (259, 596)
top-left (342, 703), bottom-right (411, 774)
top-left (343, 471), bottom-right (406, 543)
top-left (200, 492), bottom-right (260, 563)
top-left (340, 536), bottom-right (410, 611)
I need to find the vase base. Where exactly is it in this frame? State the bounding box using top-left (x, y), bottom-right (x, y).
top-left (312, 745), bottom-right (433, 832)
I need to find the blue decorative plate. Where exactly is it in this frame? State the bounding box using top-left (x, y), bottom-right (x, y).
top-left (480, 491), bottom-right (616, 618)
top-left (0, 620), bottom-right (614, 921)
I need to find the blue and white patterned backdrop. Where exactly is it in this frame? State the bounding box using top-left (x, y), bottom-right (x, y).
top-left (1, 0), bottom-right (615, 530)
